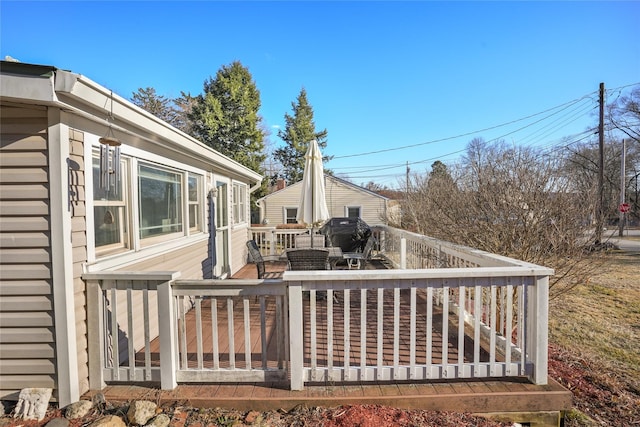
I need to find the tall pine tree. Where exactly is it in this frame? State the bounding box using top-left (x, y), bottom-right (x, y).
top-left (131, 87), bottom-right (180, 127)
top-left (189, 61), bottom-right (266, 173)
top-left (274, 88), bottom-right (329, 183)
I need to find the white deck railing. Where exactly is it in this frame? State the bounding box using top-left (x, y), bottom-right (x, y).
top-left (84, 226), bottom-right (552, 391)
top-left (285, 267), bottom-right (549, 390)
top-left (248, 227), bottom-right (304, 260)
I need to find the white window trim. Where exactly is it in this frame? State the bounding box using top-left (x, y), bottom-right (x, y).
top-left (283, 206), bottom-right (298, 224)
top-left (86, 140), bottom-right (209, 268)
top-left (186, 173), bottom-right (205, 235)
top-left (231, 181), bottom-right (248, 226)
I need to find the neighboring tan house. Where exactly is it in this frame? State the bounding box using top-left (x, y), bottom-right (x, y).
top-left (256, 174), bottom-right (398, 227)
top-left (0, 61), bottom-right (262, 405)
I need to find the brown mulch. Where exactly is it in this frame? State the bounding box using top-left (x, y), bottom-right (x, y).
top-left (548, 344), bottom-right (640, 426)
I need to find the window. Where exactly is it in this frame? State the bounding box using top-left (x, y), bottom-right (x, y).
top-left (91, 150), bottom-right (208, 261)
top-left (188, 174), bottom-right (202, 232)
top-left (92, 156), bottom-right (129, 255)
top-left (138, 164), bottom-right (183, 243)
top-left (232, 182), bottom-right (247, 225)
top-left (285, 207), bottom-right (298, 224)
top-left (346, 206), bottom-right (361, 218)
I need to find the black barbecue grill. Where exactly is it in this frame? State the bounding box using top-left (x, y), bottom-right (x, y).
top-left (319, 217), bottom-right (371, 252)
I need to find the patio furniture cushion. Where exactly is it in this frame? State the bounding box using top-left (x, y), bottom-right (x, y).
top-left (343, 236), bottom-right (376, 269)
top-left (246, 240), bottom-right (266, 279)
top-left (286, 248), bottom-right (330, 271)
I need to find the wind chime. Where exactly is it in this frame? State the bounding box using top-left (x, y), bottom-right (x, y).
top-left (98, 91), bottom-right (122, 225)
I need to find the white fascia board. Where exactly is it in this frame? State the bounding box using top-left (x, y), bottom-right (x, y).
top-left (0, 72), bottom-right (56, 103)
top-left (53, 70), bottom-right (262, 184)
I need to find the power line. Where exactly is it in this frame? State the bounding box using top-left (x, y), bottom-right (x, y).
top-left (331, 91), bottom-right (597, 159)
top-left (330, 83), bottom-right (639, 181)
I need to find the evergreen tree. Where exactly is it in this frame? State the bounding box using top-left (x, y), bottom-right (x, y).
top-left (274, 88), bottom-right (329, 183)
top-left (189, 61), bottom-right (266, 173)
top-left (173, 91), bottom-right (198, 135)
top-left (131, 87), bottom-right (180, 126)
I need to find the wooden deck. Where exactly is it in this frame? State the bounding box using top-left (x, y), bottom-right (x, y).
top-left (93, 261), bottom-right (572, 424)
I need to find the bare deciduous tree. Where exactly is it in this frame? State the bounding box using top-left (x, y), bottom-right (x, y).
top-left (402, 139), bottom-right (603, 298)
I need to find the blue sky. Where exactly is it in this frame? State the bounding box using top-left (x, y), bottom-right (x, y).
top-left (2, 1), bottom-right (639, 188)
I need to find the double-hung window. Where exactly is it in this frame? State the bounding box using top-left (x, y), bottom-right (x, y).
top-left (231, 182), bottom-right (247, 225)
top-left (188, 174), bottom-right (203, 232)
top-left (285, 207), bottom-right (298, 224)
top-left (92, 156), bottom-right (129, 256)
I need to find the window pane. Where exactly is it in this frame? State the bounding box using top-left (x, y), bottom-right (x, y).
top-left (188, 176), bottom-right (198, 202)
top-left (139, 164), bottom-right (183, 239)
top-left (189, 204), bottom-right (199, 230)
top-left (94, 206), bottom-right (125, 247)
top-left (286, 208), bottom-right (297, 224)
top-left (92, 157), bottom-right (122, 201)
top-left (188, 175), bottom-right (201, 231)
top-left (217, 183), bottom-right (228, 227)
top-left (347, 207), bottom-right (360, 218)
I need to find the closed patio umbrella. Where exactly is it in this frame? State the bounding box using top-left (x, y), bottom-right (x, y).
top-left (296, 139), bottom-right (330, 246)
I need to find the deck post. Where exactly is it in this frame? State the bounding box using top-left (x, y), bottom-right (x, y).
top-left (86, 279), bottom-right (106, 390)
top-left (527, 275), bottom-right (549, 385)
top-left (158, 280), bottom-right (177, 389)
top-left (288, 281), bottom-right (304, 390)
top-left (270, 228), bottom-right (277, 258)
top-left (400, 237), bottom-right (407, 269)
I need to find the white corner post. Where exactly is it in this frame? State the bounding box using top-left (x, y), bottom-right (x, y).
top-left (157, 280), bottom-right (177, 390)
top-left (48, 111), bottom-right (80, 406)
top-left (400, 237), bottom-right (407, 269)
top-left (527, 275), bottom-right (549, 385)
top-left (288, 281), bottom-right (304, 390)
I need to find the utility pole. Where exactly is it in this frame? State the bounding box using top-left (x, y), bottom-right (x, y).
top-left (619, 139), bottom-right (626, 237)
top-left (406, 161), bottom-right (410, 192)
top-left (596, 82), bottom-right (605, 244)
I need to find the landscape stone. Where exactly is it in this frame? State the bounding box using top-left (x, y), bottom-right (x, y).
top-left (144, 413), bottom-right (170, 427)
top-left (88, 414), bottom-right (126, 427)
top-left (245, 410), bottom-right (262, 424)
top-left (65, 400), bottom-right (93, 419)
top-left (44, 417), bottom-right (70, 427)
top-left (127, 400), bottom-right (157, 425)
top-left (13, 388), bottom-right (52, 421)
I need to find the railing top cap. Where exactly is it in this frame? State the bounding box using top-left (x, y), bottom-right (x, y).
top-left (283, 266), bottom-right (553, 282)
top-left (82, 271), bottom-right (181, 281)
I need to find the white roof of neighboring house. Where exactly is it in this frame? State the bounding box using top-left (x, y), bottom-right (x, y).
top-left (0, 61), bottom-right (263, 185)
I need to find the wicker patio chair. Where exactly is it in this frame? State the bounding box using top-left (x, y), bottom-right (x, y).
top-left (286, 248), bottom-right (330, 271)
top-left (343, 236), bottom-right (376, 270)
top-left (246, 240), bottom-right (266, 279)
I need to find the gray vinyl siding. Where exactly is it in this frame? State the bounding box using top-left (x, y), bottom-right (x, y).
top-left (122, 239), bottom-right (209, 278)
top-left (324, 178), bottom-right (387, 225)
top-left (0, 104), bottom-right (57, 400)
top-left (230, 225), bottom-right (249, 275)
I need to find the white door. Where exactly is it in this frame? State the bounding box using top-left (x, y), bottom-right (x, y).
top-left (214, 181), bottom-right (230, 278)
